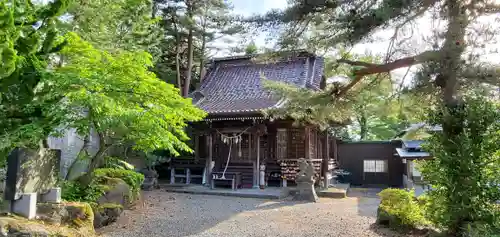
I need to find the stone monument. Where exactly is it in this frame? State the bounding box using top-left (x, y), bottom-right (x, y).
top-left (4, 145), bottom-right (62, 219)
top-left (293, 158), bottom-right (318, 202)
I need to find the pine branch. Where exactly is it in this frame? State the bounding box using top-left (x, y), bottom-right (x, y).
top-left (335, 50), bottom-right (441, 97)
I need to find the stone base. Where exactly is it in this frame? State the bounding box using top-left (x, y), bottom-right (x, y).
top-left (11, 193), bottom-right (37, 219)
top-left (140, 169), bottom-right (159, 191)
top-left (39, 188), bottom-right (62, 203)
top-left (293, 181), bottom-right (318, 202)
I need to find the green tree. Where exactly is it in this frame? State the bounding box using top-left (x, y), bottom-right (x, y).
top-left (264, 52), bottom-right (427, 140)
top-left (65, 0), bottom-right (162, 58)
top-left (44, 33), bottom-right (206, 181)
top-left (420, 95), bottom-right (500, 235)
top-left (244, 41), bottom-right (258, 55)
top-left (0, 0), bottom-right (69, 150)
top-left (154, 0), bottom-right (244, 95)
top-left (252, 0), bottom-right (500, 234)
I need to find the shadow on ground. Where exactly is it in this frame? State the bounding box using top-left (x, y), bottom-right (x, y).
top-left (347, 187), bottom-right (383, 218)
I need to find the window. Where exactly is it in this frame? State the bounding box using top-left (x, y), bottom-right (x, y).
top-left (363, 160), bottom-right (388, 173)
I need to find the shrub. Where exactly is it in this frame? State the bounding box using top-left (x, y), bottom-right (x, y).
top-left (377, 188), bottom-right (427, 231)
top-left (61, 180), bottom-right (108, 203)
top-left (419, 95), bottom-right (500, 235)
top-left (94, 168), bottom-right (144, 200)
top-left (102, 156), bottom-right (135, 170)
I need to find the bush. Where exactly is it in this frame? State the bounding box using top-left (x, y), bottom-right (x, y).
top-left (465, 222), bottom-right (500, 237)
top-left (419, 95), bottom-right (500, 235)
top-left (377, 188), bottom-right (428, 231)
top-left (94, 168), bottom-right (144, 200)
top-left (61, 180), bottom-right (109, 203)
top-left (102, 156), bottom-right (135, 170)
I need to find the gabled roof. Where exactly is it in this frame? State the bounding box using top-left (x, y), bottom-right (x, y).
top-left (191, 51), bottom-right (324, 115)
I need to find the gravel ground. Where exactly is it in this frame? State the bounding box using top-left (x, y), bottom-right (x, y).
top-left (100, 189), bottom-right (405, 237)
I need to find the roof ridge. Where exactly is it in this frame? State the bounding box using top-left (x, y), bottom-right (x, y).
top-left (210, 50), bottom-right (315, 62)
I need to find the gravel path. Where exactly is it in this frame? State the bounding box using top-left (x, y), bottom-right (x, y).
top-left (100, 190), bottom-right (404, 237)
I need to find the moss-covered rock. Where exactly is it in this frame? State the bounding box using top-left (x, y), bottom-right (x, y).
top-left (96, 179), bottom-right (131, 207)
top-left (37, 202), bottom-right (94, 230)
top-left (93, 203), bottom-right (124, 229)
top-left (0, 214), bottom-right (96, 237)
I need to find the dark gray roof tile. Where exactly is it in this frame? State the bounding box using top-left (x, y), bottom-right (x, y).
top-left (193, 52), bottom-right (324, 115)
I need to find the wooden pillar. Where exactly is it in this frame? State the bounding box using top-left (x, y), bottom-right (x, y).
top-left (333, 136), bottom-right (338, 164)
top-left (323, 133), bottom-right (330, 188)
top-left (249, 133), bottom-right (254, 187)
top-left (204, 134), bottom-right (213, 186)
top-left (304, 126), bottom-right (311, 159)
top-left (252, 133), bottom-right (260, 188)
top-left (194, 134), bottom-right (199, 162)
top-left (256, 134), bottom-right (260, 188)
top-left (170, 167), bottom-right (175, 184)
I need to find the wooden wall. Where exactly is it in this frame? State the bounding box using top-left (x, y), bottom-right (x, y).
top-left (337, 140), bottom-right (403, 187)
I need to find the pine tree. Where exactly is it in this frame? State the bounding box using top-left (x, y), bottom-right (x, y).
top-left (153, 0), bottom-right (244, 95)
top-left (251, 0), bottom-right (500, 234)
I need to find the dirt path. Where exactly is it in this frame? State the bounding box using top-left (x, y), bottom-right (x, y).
top-left (100, 190), bottom-right (404, 237)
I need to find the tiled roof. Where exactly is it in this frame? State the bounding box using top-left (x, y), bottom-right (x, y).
top-left (191, 51), bottom-right (324, 115)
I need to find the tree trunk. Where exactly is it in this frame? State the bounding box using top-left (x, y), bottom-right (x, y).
top-left (172, 15), bottom-right (182, 93)
top-left (198, 6), bottom-right (208, 84)
top-left (79, 131), bottom-right (108, 186)
top-left (183, 0), bottom-right (195, 97)
top-left (358, 113), bottom-right (367, 140)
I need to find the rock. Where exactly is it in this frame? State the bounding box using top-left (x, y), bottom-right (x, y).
top-left (140, 169), bottom-right (158, 191)
top-left (97, 179), bottom-right (131, 206)
top-left (93, 203), bottom-right (123, 229)
top-left (37, 202), bottom-right (94, 229)
top-left (0, 213), bottom-right (94, 237)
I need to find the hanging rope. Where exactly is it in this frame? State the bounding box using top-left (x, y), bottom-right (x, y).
top-left (221, 139), bottom-right (232, 179)
top-left (214, 127), bottom-right (252, 180)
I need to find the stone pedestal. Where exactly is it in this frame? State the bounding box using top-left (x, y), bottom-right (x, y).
top-left (40, 188), bottom-right (62, 203)
top-left (292, 158), bottom-right (318, 202)
top-left (12, 193), bottom-right (37, 219)
top-left (140, 169), bottom-right (158, 191)
top-left (294, 181), bottom-right (319, 202)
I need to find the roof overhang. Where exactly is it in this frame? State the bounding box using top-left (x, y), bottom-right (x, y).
top-left (395, 148), bottom-right (431, 159)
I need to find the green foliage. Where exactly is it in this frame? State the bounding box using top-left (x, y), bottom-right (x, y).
top-left (263, 53), bottom-right (426, 137)
top-left (377, 188), bottom-right (428, 230)
top-left (38, 33), bottom-right (205, 155)
top-left (102, 156), bottom-right (135, 170)
top-left (0, 0), bottom-right (69, 148)
top-left (419, 94), bottom-right (500, 235)
top-left (153, 0), bottom-right (244, 88)
top-left (61, 180), bottom-right (108, 203)
top-left (94, 168), bottom-right (145, 201)
top-left (61, 168), bottom-right (143, 204)
top-left (97, 203), bottom-right (123, 212)
top-left (144, 153), bottom-right (167, 169)
top-left (262, 76), bottom-right (353, 130)
top-left (65, 0), bottom-right (163, 59)
top-left (244, 41), bottom-right (258, 55)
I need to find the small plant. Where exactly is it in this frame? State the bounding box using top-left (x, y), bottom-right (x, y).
top-left (102, 156), bottom-right (135, 170)
top-left (94, 168), bottom-right (145, 201)
top-left (61, 180), bottom-right (108, 203)
top-left (377, 188), bottom-right (428, 231)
